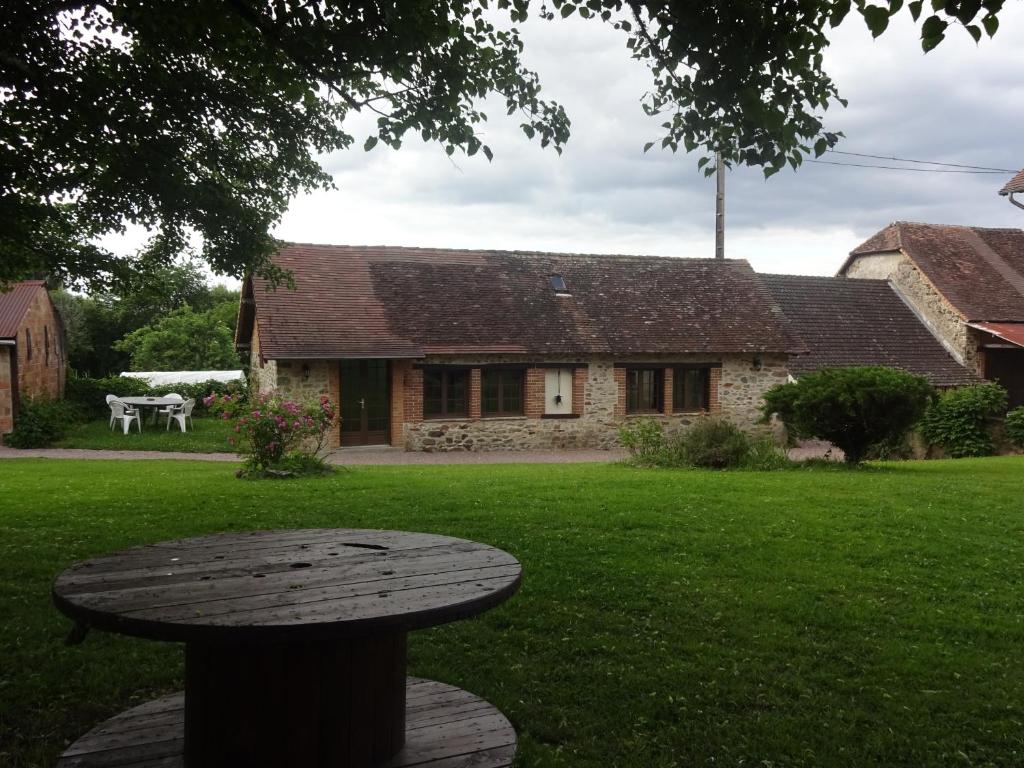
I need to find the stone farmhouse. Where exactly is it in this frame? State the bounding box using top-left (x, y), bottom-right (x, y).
top-left (0, 280), bottom-right (66, 440)
top-left (839, 222), bottom-right (1024, 408)
top-left (237, 245), bottom-right (806, 451)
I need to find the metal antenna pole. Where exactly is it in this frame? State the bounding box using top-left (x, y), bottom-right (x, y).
top-left (715, 151), bottom-right (725, 259)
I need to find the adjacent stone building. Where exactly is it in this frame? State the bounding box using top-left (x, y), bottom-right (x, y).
top-left (839, 222), bottom-right (1024, 407)
top-left (237, 245), bottom-right (804, 451)
top-left (0, 281), bottom-right (66, 440)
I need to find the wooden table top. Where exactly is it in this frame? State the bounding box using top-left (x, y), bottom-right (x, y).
top-left (53, 529), bottom-right (522, 643)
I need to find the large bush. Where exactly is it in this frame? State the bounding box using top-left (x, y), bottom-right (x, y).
top-left (920, 383), bottom-right (1007, 457)
top-left (762, 366), bottom-right (934, 464)
top-left (207, 391), bottom-right (336, 478)
top-left (1006, 406), bottom-right (1024, 449)
top-left (66, 374), bottom-right (246, 418)
top-left (4, 397), bottom-right (80, 448)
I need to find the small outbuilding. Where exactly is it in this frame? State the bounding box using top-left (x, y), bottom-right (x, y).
top-left (0, 281), bottom-right (66, 440)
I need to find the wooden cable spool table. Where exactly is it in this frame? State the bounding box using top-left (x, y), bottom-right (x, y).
top-left (52, 529), bottom-right (523, 767)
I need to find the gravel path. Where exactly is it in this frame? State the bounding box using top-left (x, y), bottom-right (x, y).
top-left (0, 446), bottom-right (628, 465)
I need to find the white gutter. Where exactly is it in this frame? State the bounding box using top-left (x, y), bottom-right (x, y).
top-left (0, 339), bottom-right (15, 346)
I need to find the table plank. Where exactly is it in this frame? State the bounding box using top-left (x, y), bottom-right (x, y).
top-left (57, 679), bottom-right (516, 768)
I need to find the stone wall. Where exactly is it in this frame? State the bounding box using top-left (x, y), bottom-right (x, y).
top-left (263, 352), bottom-right (791, 452)
top-left (249, 321), bottom-right (278, 391)
top-left (404, 354), bottom-right (787, 452)
top-left (719, 356), bottom-right (789, 425)
top-left (0, 347), bottom-right (12, 437)
top-left (845, 252), bottom-right (977, 371)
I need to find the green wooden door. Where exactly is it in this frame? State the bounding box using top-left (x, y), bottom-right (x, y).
top-left (340, 360), bottom-right (390, 446)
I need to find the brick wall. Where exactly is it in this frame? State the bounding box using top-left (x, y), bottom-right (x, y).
top-left (0, 348), bottom-right (12, 437)
top-left (16, 288), bottom-right (65, 402)
top-left (404, 368), bottom-right (423, 426)
top-left (389, 361), bottom-right (409, 447)
top-left (571, 367), bottom-right (586, 416)
top-left (469, 368), bottom-right (482, 419)
top-left (613, 367), bottom-right (627, 418)
top-left (709, 367), bottom-right (722, 412)
top-left (662, 368), bottom-right (674, 416)
top-left (524, 368), bottom-right (545, 419)
top-left (328, 363), bottom-right (341, 449)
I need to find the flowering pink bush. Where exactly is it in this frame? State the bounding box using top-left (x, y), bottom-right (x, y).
top-left (206, 391), bottom-right (336, 474)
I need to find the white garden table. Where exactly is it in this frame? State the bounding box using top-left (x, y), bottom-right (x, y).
top-left (119, 396), bottom-right (181, 427)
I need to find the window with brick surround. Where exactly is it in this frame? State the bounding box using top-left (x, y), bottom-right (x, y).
top-left (44, 326), bottom-right (50, 366)
top-left (423, 369), bottom-right (468, 419)
top-left (25, 328), bottom-right (32, 360)
top-left (673, 367), bottom-right (710, 412)
top-left (481, 369), bottom-right (524, 416)
top-left (626, 368), bottom-right (663, 414)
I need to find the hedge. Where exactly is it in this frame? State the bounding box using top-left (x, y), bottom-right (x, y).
top-left (66, 375), bottom-right (247, 418)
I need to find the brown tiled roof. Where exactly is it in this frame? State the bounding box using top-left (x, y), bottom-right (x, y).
top-left (999, 169), bottom-right (1024, 196)
top-left (843, 222), bottom-right (1024, 322)
top-left (761, 274), bottom-right (977, 387)
top-left (243, 244), bottom-right (804, 359)
top-left (0, 280), bottom-right (45, 339)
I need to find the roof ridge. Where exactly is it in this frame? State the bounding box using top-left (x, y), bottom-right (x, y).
top-left (277, 242), bottom-right (746, 265)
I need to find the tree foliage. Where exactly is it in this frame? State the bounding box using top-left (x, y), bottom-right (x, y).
top-left (1, 1), bottom-right (1006, 287)
top-left (762, 366), bottom-right (934, 464)
top-left (114, 305), bottom-right (240, 372)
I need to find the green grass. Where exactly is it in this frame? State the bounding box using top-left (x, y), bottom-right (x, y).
top-left (2, 458), bottom-right (1024, 767)
top-left (54, 416), bottom-right (234, 453)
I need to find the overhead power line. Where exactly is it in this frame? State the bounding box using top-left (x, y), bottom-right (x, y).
top-left (807, 158), bottom-right (1010, 174)
top-left (824, 150), bottom-right (1016, 174)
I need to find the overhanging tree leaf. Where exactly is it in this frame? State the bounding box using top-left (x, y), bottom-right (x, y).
top-left (0, 0), bottom-right (1009, 289)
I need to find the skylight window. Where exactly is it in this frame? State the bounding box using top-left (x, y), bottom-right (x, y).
top-left (549, 275), bottom-right (569, 294)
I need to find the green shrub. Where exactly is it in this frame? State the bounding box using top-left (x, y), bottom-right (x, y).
top-left (618, 418), bottom-right (667, 463)
top-left (762, 366), bottom-right (934, 464)
top-left (620, 417), bottom-right (791, 470)
top-left (1007, 406), bottom-right (1024, 448)
top-left (677, 418), bottom-right (751, 469)
top-left (920, 383), bottom-right (1008, 457)
top-left (66, 374), bottom-right (246, 418)
top-left (744, 436), bottom-right (793, 470)
top-left (4, 397), bottom-right (80, 448)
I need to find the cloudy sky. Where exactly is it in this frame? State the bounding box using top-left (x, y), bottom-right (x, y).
top-left (270, 6), bottom-right (1023, 278)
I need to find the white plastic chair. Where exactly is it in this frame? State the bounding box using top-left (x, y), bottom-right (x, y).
top-left (110, 401), bottom-right (142, 435)
top-left (106, 394), bottom-right (119, 429)
top-left (166, 398), bottom-right (195, 432)
top-left (158, 393), bottom-right (184, 421)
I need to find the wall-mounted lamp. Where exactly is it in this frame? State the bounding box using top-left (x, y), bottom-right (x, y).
top-left (553, 393), bottom-right (563, 405)
top-left (302, 363), bottom-right (311, 380)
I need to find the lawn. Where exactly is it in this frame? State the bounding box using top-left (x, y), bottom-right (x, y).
top-left (2, 457), bottom-right (1023, 767)
top-left (54, 415), bottom-right (234, 453)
